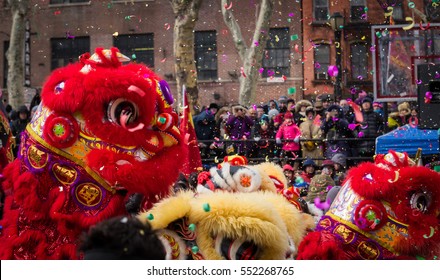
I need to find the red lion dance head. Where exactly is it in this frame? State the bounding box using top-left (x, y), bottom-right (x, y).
top-left (0, 48), bottom-right (187, 259)
top-left (297, 150), bottom-right (440, 260)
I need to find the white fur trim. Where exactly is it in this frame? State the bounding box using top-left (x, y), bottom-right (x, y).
top-left (196, 184), bottom-right (213, 194)
top-left (306, 202), bottom-right (324, 224)
top-left (286, 237), bottom-right (296, 259)
top-left (209, 164), bottom-right (232, 191)
top-left (221, 163), bottom-right (236, 190)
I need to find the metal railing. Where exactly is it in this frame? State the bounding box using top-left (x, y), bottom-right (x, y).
top-left (196, 137), bottom-right (377, 165)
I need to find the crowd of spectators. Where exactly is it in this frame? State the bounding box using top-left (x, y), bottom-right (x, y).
top-left (192, 92), bottom-right (420, 172)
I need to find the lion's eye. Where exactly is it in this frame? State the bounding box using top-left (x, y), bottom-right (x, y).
top-left (410, 191), bottom-right (431, 213)
top-left (107, 98), bottom-right (139, 128)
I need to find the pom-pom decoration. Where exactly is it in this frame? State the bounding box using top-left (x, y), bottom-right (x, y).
top-left (42, 113), bottom-right (79, 149)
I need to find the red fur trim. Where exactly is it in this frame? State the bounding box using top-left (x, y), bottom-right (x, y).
top-left (386, 167), bottom-right (440, 256)
top-left (346, 162), bottom-right (394, 199)
top-left (296, 232), bottom-right (347, 260)
top-left (41, 63), bottom-right (87, 113)
top-left (1, 160), bottom-right (21, 192)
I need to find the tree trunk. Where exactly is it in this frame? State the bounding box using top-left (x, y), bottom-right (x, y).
top-left (6, 0), bottom-right (30, 110)
top-left (221, 0), bottom-right (274, 106)
top-left (170, 0), bottom-right (203, 116)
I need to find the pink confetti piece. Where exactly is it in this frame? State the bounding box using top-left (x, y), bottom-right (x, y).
top-left (240, 67), bottom-right (247, 78)
top-left (327, 65), bottom-right (339, 77)
top-left (314, 197), bottom-right (330, 210)
top-left (224, 2), bottom-right (233, 10)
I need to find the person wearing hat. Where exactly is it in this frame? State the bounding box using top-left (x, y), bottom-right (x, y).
top-left (321, 159), bottom-right (336, 180)
top-left (294, 99), bottom-right (313, 126)
top-left (193, 103), bottom-right (219, 159)
top-left (253, 115), bottom-right (275, 161)
top-left (276, 111), bottom-right (301, 168)
top-left (331, 153), bottom-right (347, 185)
top-left (372, 101), bottom-right (384, 117)
top-left (354, 96), bottom-right (384, 162)
top-left (321, 104), bottom-right (353, 159)
top-left (313, 99), bottom-right (325, 119)
top-left (319, 94), bottom-right (334, 112)
top-left (278, 96), bottom-right (288, 113)
top-left (299, 106), bottom-right (324, 166)
top-left (225, 105), bottom-right (254, 156)
top-left (300, 157), bottom-right (317, 184)
top-left (282, 164), bottom-right (295, 187)
top-left (304, 173), bottom-right (335, 221)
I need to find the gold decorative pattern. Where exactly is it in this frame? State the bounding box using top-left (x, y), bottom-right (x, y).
top-left (74, 183), bottom-right (102, 207)
top-left (27, 145), bottom-right (48, 169)
top-left (52, 163), bottom-right (77, 185)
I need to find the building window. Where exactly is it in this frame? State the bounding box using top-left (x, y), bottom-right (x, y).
top-left (51, 37), bottom-right (90, 70)
top-left (49, 0), bottom-right (89, 4)
top-left (3, 41), bottom-right (9, 88)
top-left (262, 28), bottom-right (290, 78)
top-left (314, 44), bottom-right (330, 80)
top-left (195, 31), bottom-right (218, 81)
top-left (313, 0), bottom-right (329, 22)
top-left (350, 0), bottom-right (366, 21)
top-left (113, 34), bottom-right (154, 68)
top-left (351, 42), bottom-right (368, 80)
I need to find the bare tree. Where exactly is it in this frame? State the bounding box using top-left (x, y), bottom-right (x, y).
top-left (6, 0), bottom-right (30, 110)
top-left (221, 0), bottom-right (274, 105)
top-left (170, 0), bottom-right (203, 115)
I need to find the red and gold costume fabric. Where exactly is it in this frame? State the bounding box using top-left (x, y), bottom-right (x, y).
top-left (0, 48), bottom-right (187, 259)
top-left (297, 151), bottom-right (440, 260)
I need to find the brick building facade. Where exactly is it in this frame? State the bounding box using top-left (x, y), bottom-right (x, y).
top-left (1, 0), bottom-right (439, 109)
top-left (302, 0), bottom-right (434, 102)
top-left (0, 0), bottom-right (303, 109)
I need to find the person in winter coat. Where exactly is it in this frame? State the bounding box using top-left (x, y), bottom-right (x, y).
top-left (253, 116), bottom-right (275, 161)
top-left (320, 105), bottom-right (353, 159)
top-left (225, 105), bottom-right (254, 156)
top-left (11, 105), bottom-right (30, 157)
top-left (355, 97), bottom-right (384, 160)
top-left (300, 157), bottom-right (317, 185)
top-left (193, 103), bottom-right (219, 159)
top-left (299, 106), bottom-right (324, 166)
top-left (276, 111), bottom-right (301, 167)
top-left (294, 99), bottom-right (313, 127)
top-left (339, 99), bottom-right (355, 124)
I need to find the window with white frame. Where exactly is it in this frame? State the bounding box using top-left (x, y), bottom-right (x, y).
top-left (113, 33), bottom-right (154, 68)
top-left (351, 42), bottom-right (368, 80)
top-left (314, 44), bottom-right (330, 80)
top-left (262, 28), bottom-right (290, 78)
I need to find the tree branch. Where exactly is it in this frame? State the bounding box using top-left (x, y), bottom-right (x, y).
top-left (221, 0), bottom-right (247, 60)
top-left (248, 0), bottom-right (273, 62)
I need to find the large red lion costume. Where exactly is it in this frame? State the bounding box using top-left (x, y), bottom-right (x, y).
top-left (297, 151), bottom-right (440, 259)
top-left (0, 48), bottom-right (187, 259)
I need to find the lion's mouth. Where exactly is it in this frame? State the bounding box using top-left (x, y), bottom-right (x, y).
top-left (80, 132), bottom-right (154, 163)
